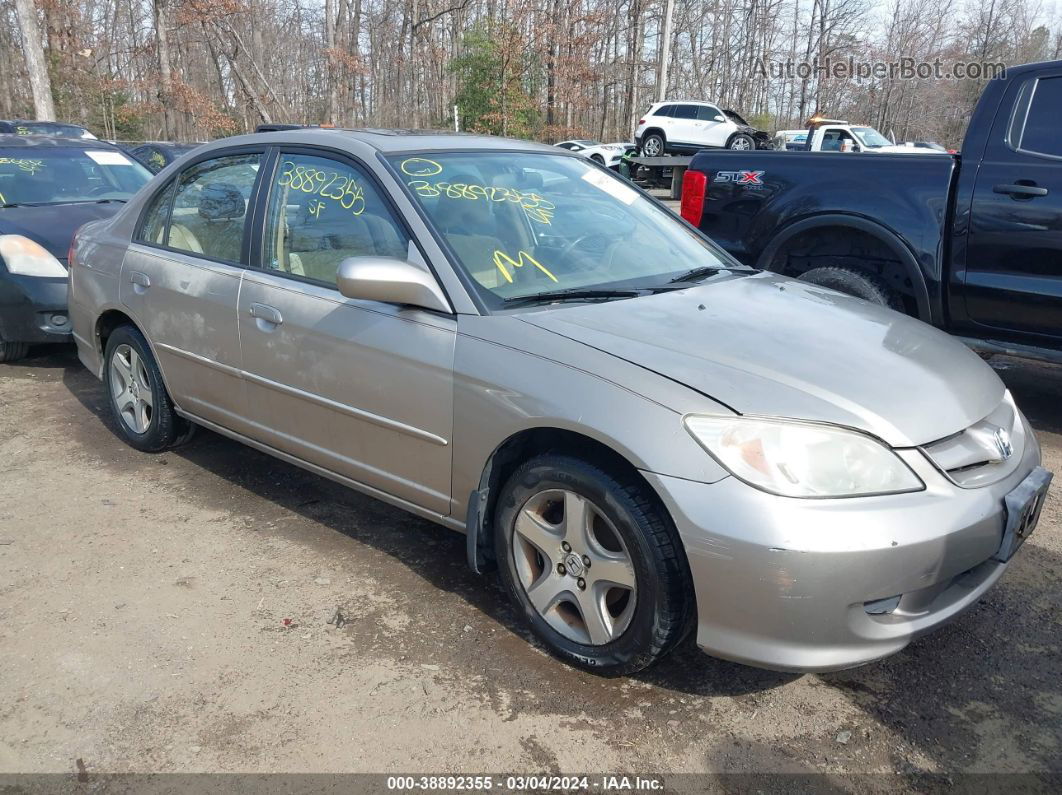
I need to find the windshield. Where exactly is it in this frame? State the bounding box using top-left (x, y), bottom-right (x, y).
top-left (387, 152), bottom-right (738, 306)
top-left (0, 148), bottom-right (150, 206)
top-left (851, 127), bottom-right (892, 148)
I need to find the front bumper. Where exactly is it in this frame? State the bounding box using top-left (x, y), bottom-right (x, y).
top-left (644, 412), bottom-right (1045, 672)
top-left (0, 273), bottom-right (71, 344)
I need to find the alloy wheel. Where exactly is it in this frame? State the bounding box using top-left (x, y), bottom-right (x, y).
top-left (109, 343), bottom-right (154, 434)
top-left (511, 488), bottom-right (637, 645)
top-left (730, 137), bottom-right (751, 150)
top-left (643, 137), bottom-right (662, 157)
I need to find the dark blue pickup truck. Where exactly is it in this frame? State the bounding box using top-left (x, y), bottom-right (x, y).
top-left (681, 59), bottom-right (1062, 363)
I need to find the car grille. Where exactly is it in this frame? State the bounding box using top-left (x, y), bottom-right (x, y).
top-left (920, 391), bottom-right (1025, 488)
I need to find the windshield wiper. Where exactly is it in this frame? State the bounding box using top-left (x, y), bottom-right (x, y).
top-left (667, 265), bottom-right (728, 284)
top-left (91, 198), bottom-right (126, 204)
top-left (502, 287), bottom-right (643, 307)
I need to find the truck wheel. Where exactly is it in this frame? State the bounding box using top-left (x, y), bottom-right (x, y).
top-left (798, 266), bottom-right (903, 310)
top-left (494, 454), bottom-right (692, 676)
top-left (0, 341), bottom-right (29, 363)
top-left (641, 134), bottom-right (665, 157)
top-left (727, 133), bottom-right (756, 150)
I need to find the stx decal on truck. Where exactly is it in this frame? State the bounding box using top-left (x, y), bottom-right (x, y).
top-left (714, 170), bottom-right (765, 185)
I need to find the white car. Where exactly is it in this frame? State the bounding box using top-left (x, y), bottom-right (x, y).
top-left (804, 122), bottom-right (950, 154)
top-left (635, 101), bottom-right (764, 155)
top-left (554, 140), bottom-right (631, 168)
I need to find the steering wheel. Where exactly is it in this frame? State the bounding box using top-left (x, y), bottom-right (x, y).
top-left (558, 232), bottom-right (615, 261)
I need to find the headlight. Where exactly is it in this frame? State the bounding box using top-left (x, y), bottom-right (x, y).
top-left (684, 415), bottom-right (924, 498)
top-left (0, 235), bottom-right (67, 277)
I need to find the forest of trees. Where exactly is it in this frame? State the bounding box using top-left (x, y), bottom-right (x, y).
top-left (1, 0), bottom-right (1059, 149)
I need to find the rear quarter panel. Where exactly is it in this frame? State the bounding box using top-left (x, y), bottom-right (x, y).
top-left (69, 216), bottom-right (130, 377)
top-left (692, 150), bottom-right (957, 316)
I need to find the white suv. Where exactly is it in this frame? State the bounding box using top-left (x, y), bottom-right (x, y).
top-left (635, 101), bottom-right (760, 155)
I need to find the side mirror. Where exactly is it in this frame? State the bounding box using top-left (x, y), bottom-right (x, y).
top-left (336, 257), bottom-right (452, 313)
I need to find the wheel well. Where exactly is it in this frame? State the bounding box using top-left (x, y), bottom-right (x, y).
top-left (95, 309), bottom-right (136, 358)
top-left (590, 153), bottom-right (605, 163)
top-left (468, 427), bottom-right (662, 573)
top-left (641, 127), bottom-right (665, 142)
top-left (765, 225), bottom-right (919, 316)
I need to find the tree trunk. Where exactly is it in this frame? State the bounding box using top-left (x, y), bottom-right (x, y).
top-left (153, 0), bottom-right (176, 138)
top-left (14, 0), bottom-right (56, 120)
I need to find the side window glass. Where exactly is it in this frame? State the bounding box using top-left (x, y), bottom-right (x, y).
top-left (1018, 77), bottom-right (1062, 157)
top-left (136, 181), bottom-right (176, 245)
top-left (264, 153), bottom-right (410, 287)
top-left (696, 106), bottom-right (722, 121)
top-left (672, 105), bottom-right (698, 120)
top-left (654, 105), bottom-right (675, 117)
top-left (167, 153), bottom-right (260, 262)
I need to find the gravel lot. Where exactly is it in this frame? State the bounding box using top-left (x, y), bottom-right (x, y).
top-left (0, 347), bottom-right (1059, 783)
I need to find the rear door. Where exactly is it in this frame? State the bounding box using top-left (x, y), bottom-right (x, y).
top-left (120, 149), bottom-right (264, 431)
top-left (237, 148), bottom-right (456, 514)
top-left (963, 71), bottom-right (1062, 343)
top-left (668, 104), bottom-right (702, 146)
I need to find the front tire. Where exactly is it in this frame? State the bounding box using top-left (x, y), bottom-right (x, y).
top-left (0, 341), bottom-right (29, 363)
top-left (495, 454), bottom-right (692, 676)
top-left (727, 133), bottom-right (756, 150)
top-left (104, 325), bottom-right (194, 452)
top-left (798, 266), bottom-right (903, 310)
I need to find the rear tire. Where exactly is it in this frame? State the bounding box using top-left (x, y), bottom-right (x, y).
top-left (104, 325), bottom-right (194, 452)
top-left (494, 453), bottom-right (692, 676)
top-left (0, 341), bottom-right (29, 363)
top-left (798, 266), bottom-right (903, 310)
top-left (641, 133), bottom-right (665, 157)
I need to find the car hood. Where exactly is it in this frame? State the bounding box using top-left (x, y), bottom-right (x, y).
top-left (0, 202), bottom-right (122, 262)
top-left (516, 272), bottom-right (1003, 447)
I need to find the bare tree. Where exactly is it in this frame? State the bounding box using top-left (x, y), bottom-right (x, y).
top-left (13, 0), bottom-right (56, 120)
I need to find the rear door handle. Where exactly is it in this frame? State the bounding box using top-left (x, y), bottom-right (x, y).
top-left (249, 302), bottom-right (283, 326)
top-left (129, 271), bottom-right (150, 294)
top-left (993, 183), bottom-right (1049, 198)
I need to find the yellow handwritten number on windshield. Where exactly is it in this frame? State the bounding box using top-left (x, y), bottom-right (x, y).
top-left (400, 158), bottom-right (443, 177)
top-left (493, 250), bottom-right (558, 284)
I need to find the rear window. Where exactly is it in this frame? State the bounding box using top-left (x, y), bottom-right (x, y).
top-left (1018, 77), bottom-right (1062, 158)
top-left (0, 148), bottom-right (150, 207)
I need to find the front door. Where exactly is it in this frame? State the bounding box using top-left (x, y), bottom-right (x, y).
top-left (237, 150), bottom-right (456, 515)
top-left (963, 71), bottom-right (1062, 343)
top-left (120, 150), bottom-right (263, 430)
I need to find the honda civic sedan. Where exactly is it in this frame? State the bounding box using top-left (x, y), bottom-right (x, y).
top-left (68, 129), bottom-right (1051, 675)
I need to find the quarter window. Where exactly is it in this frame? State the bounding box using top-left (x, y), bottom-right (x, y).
top-left (137, 181), bottom-right (175, 245)
top-left (263, 153), bottom-right (409, 287)
top-left (1018, 77), bottom-right (1062, 158)
top-left (165, 153), bottom-right (260, 262)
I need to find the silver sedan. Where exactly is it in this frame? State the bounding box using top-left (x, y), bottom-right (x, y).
top-left (68, 129), bottom-right (1051, 674)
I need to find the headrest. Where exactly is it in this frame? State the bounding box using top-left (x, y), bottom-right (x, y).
top-left (198, 183), bottom-right (245, 220)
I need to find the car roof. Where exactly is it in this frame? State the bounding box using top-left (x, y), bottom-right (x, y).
top-left (0, 134), bottom-right (120, 150)
top-left (198, 128), bottom-right (560, 156)
top-left (655, 100), bottom-right (717, 106)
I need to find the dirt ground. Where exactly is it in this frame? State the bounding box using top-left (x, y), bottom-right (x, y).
top-left (0, 347), bottom-right (1060, 783)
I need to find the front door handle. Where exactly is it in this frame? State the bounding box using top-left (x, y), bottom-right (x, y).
top-left (993, 183), bottom-right (1049, 198)
top-left (249, 302), bottom-right (283, 326)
